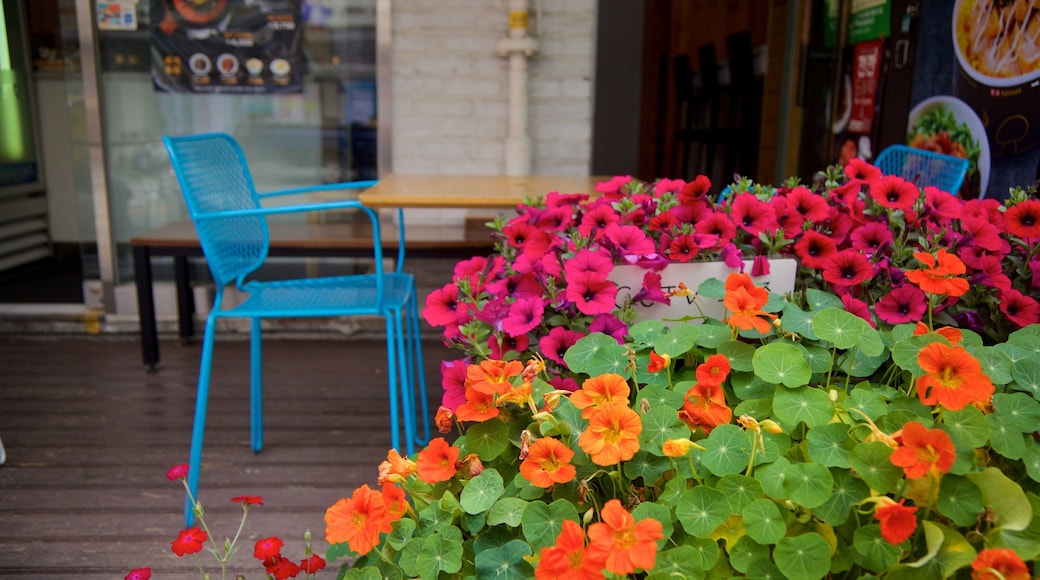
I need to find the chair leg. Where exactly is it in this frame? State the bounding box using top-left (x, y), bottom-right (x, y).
top-left (185, 316), bottom-right (218, 526)
top-left (383, 312), bottom-right (404, 455)
top-left (250, 318), bottom-right (263, 454)
top-left (393, 308), bottom-right (417, 454)
top-left (407, 294), bottom-right (430, 446)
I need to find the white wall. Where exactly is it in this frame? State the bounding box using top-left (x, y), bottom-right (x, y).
top-left (390, 0), bottom-right (596, 177)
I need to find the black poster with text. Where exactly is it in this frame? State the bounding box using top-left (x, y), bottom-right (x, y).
top-left (151, 0), bottom-right (303, 94)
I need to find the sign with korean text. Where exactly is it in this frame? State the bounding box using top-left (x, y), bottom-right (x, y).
top-left (848, 40), bottom-right (883, 134)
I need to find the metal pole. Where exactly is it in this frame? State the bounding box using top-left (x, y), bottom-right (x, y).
top-left (376, 0), bottom-right (393, 177)
top-left (75, 0), bottom-right (117, 313)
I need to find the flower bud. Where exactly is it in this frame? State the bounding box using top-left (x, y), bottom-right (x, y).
top-left (519, 430), bottom-right (532, 461)
top-left (828, 389), bottom-right (838, 403)
top-left (759, 419), bottom-right (783, 434)
top-left (435, 406), bottom-right (454, 434)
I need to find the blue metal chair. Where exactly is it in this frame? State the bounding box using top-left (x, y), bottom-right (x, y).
top-left (874, 145), bottom-right (970, 194)
top-left (163, 133), bottom-right (429, 525)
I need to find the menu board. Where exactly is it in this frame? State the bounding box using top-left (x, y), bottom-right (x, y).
top-left (151, 0), bottom-right (303, 94)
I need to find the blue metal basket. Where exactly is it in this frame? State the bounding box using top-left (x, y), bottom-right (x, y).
top-left (873, 145), bottom-right (969, 194)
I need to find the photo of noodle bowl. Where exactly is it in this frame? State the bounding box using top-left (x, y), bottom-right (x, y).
top-left (955, 0), bottom-right (1040, 81)
top-left (908, 96), bottom-right (990, 199)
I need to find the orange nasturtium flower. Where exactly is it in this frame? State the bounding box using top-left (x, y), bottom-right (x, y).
top-left (324, 484), bottom-right (392, 555)
top-left (535, 519), bottom-right (606, 580)
top-left (662, 438), bottom-right (699, 458)
top-left (578, 402), bottom-right (642, 466)
top-left (889, 421), bottom-right (956, 479)
top-left (381, 483), bottom-right (408, 522)
top-left (696, 354), bottom-right (731, 387)
top-left (904, 249), bottom-right (970, 297)
top-left (913, 322), bottom-right (963, 345)
top-left (647, 351), bottom-right (670, 373)
top-left (916, 342), bottom-right (995, 411)
top-left (679, 382), bottom-right (732, 435)
top-left (434, 405), bottom-right (454, 434)
top-left (586, 499), bottom-right (664, 576)
top-left (376, 448), bottom-right (416, 485)
top-left (520, 437), bottom-right (577, 488)
top-left (722, 273), bottom-right (776, 334)
top-left (498, 381), bottom-right (533, 405)
top-left (971, 548), bottom-right (1032, 580)
top-left (455, 386), bottom-right (500, 423)
top-left (874, 498), bottom-right (918, 545)
top-left (570, 373), bottom-right (631, 419)
top-left (415, 437), bottom-right (460, 484)
top-left (466, 359), bottom-right (524, 395)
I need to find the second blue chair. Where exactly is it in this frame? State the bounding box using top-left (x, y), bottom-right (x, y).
top-left (163, 132), bottom-right (430, 525)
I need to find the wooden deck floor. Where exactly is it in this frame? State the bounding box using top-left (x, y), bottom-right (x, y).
top-left (0, 335), bottom-right (452, 578)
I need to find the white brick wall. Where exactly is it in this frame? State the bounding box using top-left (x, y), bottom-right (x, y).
top-left (391, 0), bottom-right (596, 177)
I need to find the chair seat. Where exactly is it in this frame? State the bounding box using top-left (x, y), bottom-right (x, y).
top-left (223, 273), bottom-right (415, 317)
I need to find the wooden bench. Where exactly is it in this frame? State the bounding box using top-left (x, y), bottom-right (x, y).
top-left (130, 219), bottom-right (496, 370)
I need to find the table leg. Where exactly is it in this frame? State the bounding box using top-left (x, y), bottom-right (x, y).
top-left (174, 256), bottom-right (195, 344)
top-left (132, 246), bottom-right (160, 371)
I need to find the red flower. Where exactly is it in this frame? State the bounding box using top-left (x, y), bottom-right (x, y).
top-left (647, 351), bottom-right (670, 373)
top-left (889, 421), bottom-right (956, 479)
top-left (1004, 199), bottom-right (1040, 240)
top-left (416, 437), bottom-right (461, 483)
top-left (999, 288), bottom-right (1040, 328)
top-left (231, 495), bottom-right (263, 506)
top-left (793, 229), bottom-right (838, 269)
top-left (166, 464), bottom-right (189, 480)
top-left (694, 211), bottom-right (737, 248)
top-left (667, 233), bottom-right (700, 262)
top-left (422, 283), bottom-right (465, 327)
top-left (124, 568), bottom-right (151, 580)
top-left (170, 527), bottom-right (208, 557)
top-left (695, 354), bottom-right (731, 387)
top-left (869, 175), bottom-right (919, 211)
top-left (299, 554), bottom-right (327, 574)
top-left (263, 554), bottom-right (302, 580)
top-left (849, 221), bottom-right (893, 255)
top-left (729, 193), bottom-right (779, 237)
top-left (254, 536), bottom-right (284, 561)
top-left (821, 249), bottom-right (874, 288)
top-left (586, 499), bottom-right (664, 575)
top-left (845, 157), bottom-right (882, 181)
top-left (971, 548), bottom-right (1031, 580)
top-left (842, 294), bottom-right (876, 328)
top-left (566, 273), bottom-right (619, 316)
top-left (785, 185), bottom-right (832, 222)
top-left (875, 284), bottom-right (927, 325)
top-left (874, 499), bottom-right (917, 544)
top-left (535, 519), bottom-right (606, 580)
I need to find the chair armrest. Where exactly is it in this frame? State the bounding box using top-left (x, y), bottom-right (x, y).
top-left (256, 180), bottom-right (378, 200)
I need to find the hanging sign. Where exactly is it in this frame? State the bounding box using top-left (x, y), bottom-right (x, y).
top-left (847, 40), bottom-right (883, 135)
top-left (151, 0), bottom-right (303, 94)
top-left (848, 0), bottom-right (891, 44)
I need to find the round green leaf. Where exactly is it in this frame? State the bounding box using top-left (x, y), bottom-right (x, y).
top-left (1023, 446), bottom-right (1040, 484)
top-left (473, 539), bottom-right (532, 580)
top-left (520, 499), bottom-right (579, 551)
top-left (812, 467), bottom-right (870, 526)
top-left (633, 500), bottom-right (673, 546)
top-left (781, 302), bottom-right (816, 338)
top-left (992, 392), bottom-right (1040, 433)
top-left (730, 372), bottom-right (773, 401)
top-left (563, 332), bottom-right (630, 377)
top-left (487, 497), bottom-right (528, 528)
top-left (416, 533), bottom-right (464, 577)
top-left (623, 449), bottom-right (671, 483)
top-left (774, 533), bottom-right (832, 580)
top-left (700, 423), bottom-right (753, 476)
top-left (465, 419), bottom-right (510, 462)
top-left (848, 441), bottom-right (902, 494)
top-left (853, 524), bottom-right (902, 572)
top-left (460, 469), bottom-right (504, 515)
top-left (742, 498), bottom-right (786, 544)
top-left (858, 326), bottom-right (885, 357)
top-left (1008, 352), bottom-right (1040, 396)
top-left (718, 474), bottom-right (764, 512)
top-left (1009, 325), bottom-right (1040, 350)
top-left (636, 384), bottom-right (685, 412)
top-left (936, 474), bottom-right (984, 527)
top-left (753, 341), bottom-right (812, 387)
top-left (806, 288), bottom-right (844, 311)
top-left (697, 277), bottom-right (725, 299)
top-left (803, 344), bottom-right (833, 373)
top-left (969, 346), bottom-right (1013, 385)
top-left (695, 322), bottom-right (731, 349)
top-left (718, 340), bottom-right (756, 372)
top-left (754, 456), bottom-right (790, 499)
top-left (987, 413), bottom-right (1026, 460)
top-left (676, 486), bottom-right (730, 537)
top-left (812, 307), bottom-right (866, 350)
top-left (890, 334), bottom-right (946, 375)
top-left (806, 422), bottom-right (854, 468)
top-left (627, 319), bottom-right (668, 345)
top-left (845, 387), bottom-right (887, 421)
top-left (781, 462), bottom-right (833, 508)
top-left (649, 545), bottom-right (712, 578)
top-left (728, 536), bottom-right (769, 573)
top-left (772, 385), bottom-right (833, 428)
top-left (966, 467), bottom-right (1032, 532)
top-left (639, 406), bottom-right (691, 456)
top-left (939, 405), bottom-right (989, 448)
top-left (655, 324), bottom-right (700, 358)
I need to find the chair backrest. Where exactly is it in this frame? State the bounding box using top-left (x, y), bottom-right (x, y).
top-left (874, 145), bottom-right (970, 194)
top-left (163, 133), bottom-right (268, 288)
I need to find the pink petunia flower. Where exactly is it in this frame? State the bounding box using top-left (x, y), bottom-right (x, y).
top-left (578, 203), bottom-right (621, 239)
top-left (604, 224), bottom-right (657, 258)
top-left (729, 193), bottom-right (779, 237)
top-left (875, 284), bottom-right (927, 325)
top-left (565, 248), bottom-right (614, 281)
top-left (822, 249), bottom-right (874, 288)
top-left (539, 327), bottom-right (587, 365)
top-left (566, 273), bottom-right (619, 315)
top-left (502, 297), bottom-right (547, 337)
top-left (440, 359), bottom-right (469, 412)
top-left (999, 288), bottom-right (1040, 328)
top-left (849, 221), bottom-right (893, 255)
top-left (842, 294), bottom-right (876, 328)
top-left (590, 313), bottom-right (627, 343)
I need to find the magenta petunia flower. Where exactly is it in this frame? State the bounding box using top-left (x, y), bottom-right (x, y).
top-left (751, 255), bottom-right (770, 277)
top-left (874, 283), bottom-right (927, 325)
top-left (962, 198), bottom-right (1005, 227)
top-left (770, 196), bottom-right (805, 239)
top-left (578, 203), bottom-right (621, 239)
top-left (729, 193), bottom-right (779, 237)
top-left (667, 233), bottom-right (699, 262)
top-left (166, 464), bottom-right (189, 480)
top-left (589, 313), bottom-right (627, 343)
top-left (694, 211), bottom-right (737, 249)
top-left (785, 185), bottom-right (831, 222)
top-left (564, 248), bottom-right (614, 281)
top-left (842, 294), bottom-right (876, 328)
top-left (488, 333), bottom-right (530, 360)
top-left (487, 272), bottom-right (544, 301)
top-left (539, 327), bottom-right (587, 365)
top-left (922, 186), bottom-right (963, 222)
top-left (999, 288), bottom-right (1040, 328)
top-left (793, 229), bottom-right (838, 269)
top-left (547, 376), bottom-right (580, 392)
top-left (849, 221), bottom-right (893, 255)
top-left (502, 221), bottom-right (540, 249)
top-left (654, 177), bottom-right (686, 195)
top-left (631, 272), bottom-right (670, 305)
top-left (544, 191), bottom-right (589, 208)
top-left (514, 251), bottom-right (563, 279)
top-left (822, 249), bottom-right (874, 288)
top-left (720, 243), bottom-right (744, 269)
top-left (604, 224), bottom-right (656, 258)
top-left (959, 215), bottom-right (1010, 255)
top-left (1030, 259), bottom-right (1040, 290)
top-left (970, 254), bottom-right (1012, 294)
top-left (1004, 199), bottom-right (1040, 241)
top-left (844, 157), bottom-right (882, 182)
top-left (595, 175), bottom-right (633, 196)
top-left (502, 297), bottom-right (546, 337)
top-left (565, 272), bottom-right (619, 315)
top-left (423, 283), bottom-right (464, 327)
top-left (440, 359), bottom-right (469, 411)
top-left (869, 175), bottom-right (919, 211)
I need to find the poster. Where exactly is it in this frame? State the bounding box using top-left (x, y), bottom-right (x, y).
top-left (151, 0), bottom-right (303, 94)
top-left (847, 40), bottom-right (883, 135)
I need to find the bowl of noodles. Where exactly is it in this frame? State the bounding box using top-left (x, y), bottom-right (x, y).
top-left (952, 0), bottom-right (1040, 157)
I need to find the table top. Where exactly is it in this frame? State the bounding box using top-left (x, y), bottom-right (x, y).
top-left (357, 174), bottom-right (609, 209)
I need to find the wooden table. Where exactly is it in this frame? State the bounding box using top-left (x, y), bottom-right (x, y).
top-left (357, 174), bottom-right (608, 208)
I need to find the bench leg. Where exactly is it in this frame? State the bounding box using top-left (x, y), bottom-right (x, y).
top-left (133, 246), bottom-right (160, 371)
top-left (174, 256), bottom-right (195, 345)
